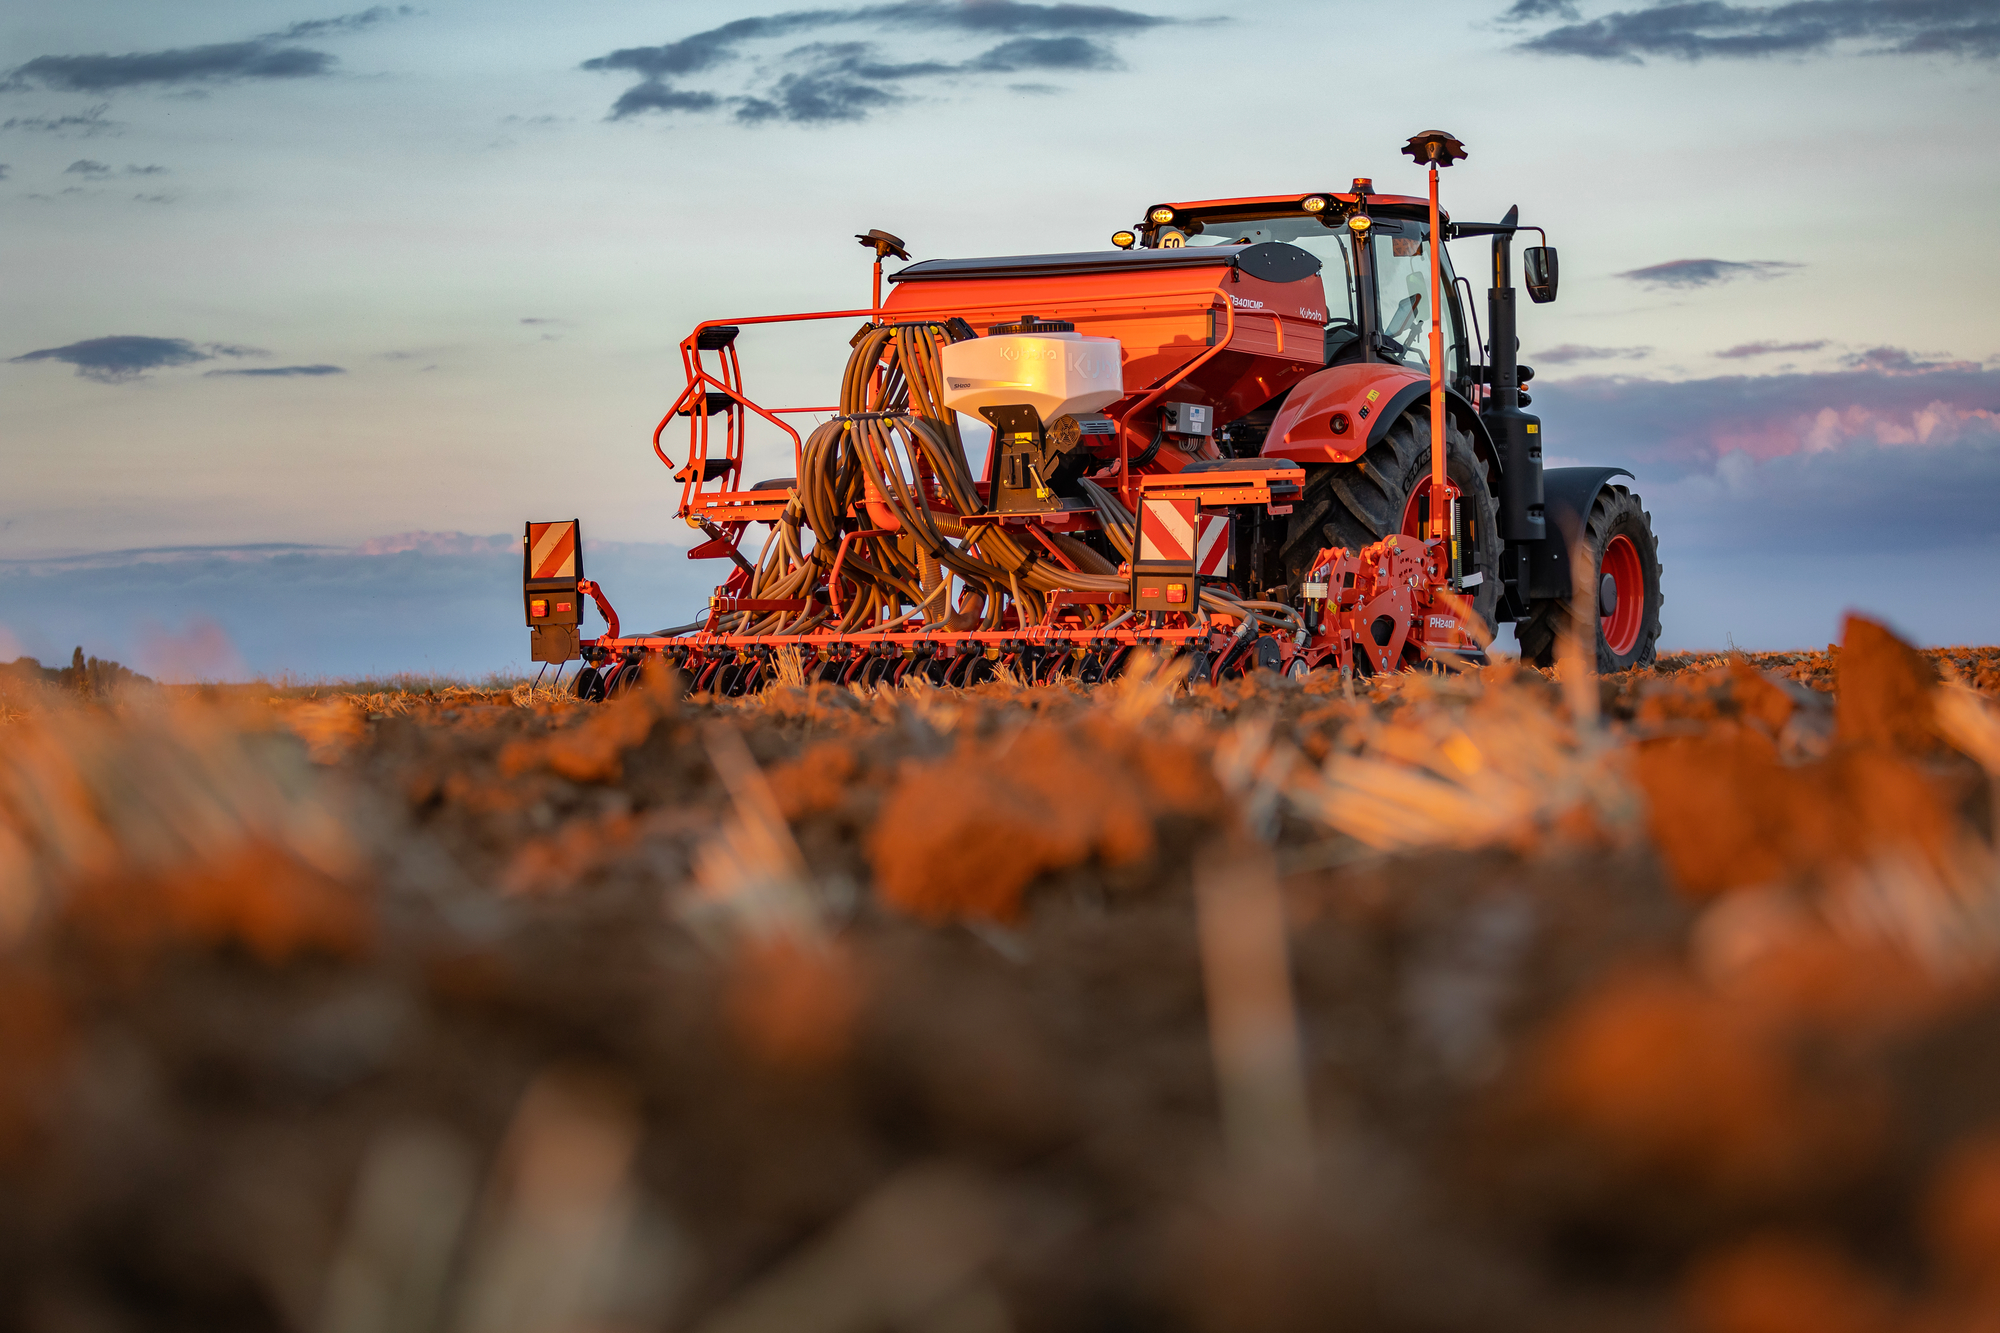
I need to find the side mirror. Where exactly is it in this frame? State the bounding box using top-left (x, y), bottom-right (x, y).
top-left (1523, 246), bottom-right (1558, 303)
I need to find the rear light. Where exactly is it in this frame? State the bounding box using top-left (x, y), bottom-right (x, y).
top-left (530, 598), bottom-right (547, 617)
top-left (1166, 584), bottom-right (1187, 604)
top-left (1329, 412), bottom-right (1350, 435)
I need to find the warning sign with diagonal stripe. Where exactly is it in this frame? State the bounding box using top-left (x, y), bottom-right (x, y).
top-left (1195, 512), bottom-right (1231, 577)
top-left (1138, 496), bottom-right (1198, 563)
top-left (527, 520), bottom-right (579, 580)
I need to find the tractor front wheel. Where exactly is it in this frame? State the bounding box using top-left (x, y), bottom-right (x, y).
top-left (1516, 483), bottom-right (1664, 672)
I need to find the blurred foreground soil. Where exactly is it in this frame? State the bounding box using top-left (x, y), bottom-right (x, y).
top-left (3, 626), bottom-right (2000, 1333)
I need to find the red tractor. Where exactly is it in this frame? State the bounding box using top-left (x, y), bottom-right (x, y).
top-left (524, 132), bottom-right (1662, 695)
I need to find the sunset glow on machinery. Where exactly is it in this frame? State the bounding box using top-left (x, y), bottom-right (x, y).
top-left (527, 132), bottom-right (1663, 696)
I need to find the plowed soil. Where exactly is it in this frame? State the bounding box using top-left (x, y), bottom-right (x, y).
top-left (3, 624), bottom-right (2000, 1333)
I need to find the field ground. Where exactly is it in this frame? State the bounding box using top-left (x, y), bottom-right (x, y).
top-left (3, 627), bottom-right (2000, 1332)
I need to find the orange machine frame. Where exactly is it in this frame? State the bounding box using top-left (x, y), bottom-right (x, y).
top-left (548, 183), bottom-right (1492, 694)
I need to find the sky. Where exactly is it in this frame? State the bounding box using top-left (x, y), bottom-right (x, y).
top-left (2, 0), bottom-right (1996, 679)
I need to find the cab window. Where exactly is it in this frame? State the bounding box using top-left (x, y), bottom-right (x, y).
top-left (1370, 223), bottom-right (1462, 379)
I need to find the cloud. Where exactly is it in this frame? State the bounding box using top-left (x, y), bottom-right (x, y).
top-left (203, 364), bottom-right (346, 378)
top-left (126, 164), bottom-right (168, 175)
top-left (1, 105), bottom-right (118, 136)
top-left (1534, 343), bottom-right (1651, 364)
top-left (2, 8), bottom-right (410, 94)
top-left (584, 0), bottom-right (1180, 125)
top-left (7, 336), bottom-right (261, 383)
top-left (1497, 0), bottom-right (1579, 20)
top-left (1516, 0), bottom-right (2000, 62)
top-left (1717, 339), bottom-right (1829, 358)
top-left (5, 43), bottom-right (335, 93)
top-left (609, 84), bottom-right (725, 117)
top-left (963, 35), bottom-right (1121, 70)
top-left (1843, 345), bottom-right (1982, 373)
top-left (736, 69), bottom-right (902, 124)
top-left (1532, 352), bottom-right (2000, 476)
top-left (1642, 423), bottom-right (2000, 562)
top-left (1617, 257), bottom-right (1802, 288)
top-left (1628, 421), bottom-right (2000, 651)
top-left (63, 159), bottom-right (110, 175)
top-left (1521, 356), bottom-right (2000, 648)
top-left (263, 6), bottom-right (412, 41)
top-left (0, 164), bottom-right (10, 180)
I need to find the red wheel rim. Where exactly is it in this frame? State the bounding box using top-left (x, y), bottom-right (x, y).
top-left (1600, 533), bottom-right (1644, 656)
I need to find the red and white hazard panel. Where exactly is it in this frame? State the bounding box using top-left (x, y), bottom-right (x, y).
top-left (1138, 496), bottom-right (1195, 562)
top-left (527, 520), bottom-right (578, 580)
top-left (1195, 513), bottom-right (1230, 577)
top-left (1139, 497), bottom-right (1230, 576)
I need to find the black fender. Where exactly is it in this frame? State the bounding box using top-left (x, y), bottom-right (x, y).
top-left (1524, 466), bottom-right (1634, 601)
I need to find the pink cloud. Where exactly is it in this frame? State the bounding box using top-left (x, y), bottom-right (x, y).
top-left (138, 617), bottom-right (248, 683)
top-left (1534, 353), bottom-right (2000, 472)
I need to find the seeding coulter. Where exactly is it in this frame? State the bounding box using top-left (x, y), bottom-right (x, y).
top-left (524, 131), bottom-right (1663, 696)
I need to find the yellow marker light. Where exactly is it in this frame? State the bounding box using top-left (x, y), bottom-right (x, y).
top-left (1111, 229), bottom-right (1137, 249)
top-left (1301, 194), bottom-right (1329, 213)
top-left (1346, 214), bottom-right (1372, 233)
top-left (1148, 206), bottom-right (1176, 225)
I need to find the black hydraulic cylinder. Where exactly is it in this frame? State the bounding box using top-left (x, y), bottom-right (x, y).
top-left (1482, 206), bottom-right (1545, 542)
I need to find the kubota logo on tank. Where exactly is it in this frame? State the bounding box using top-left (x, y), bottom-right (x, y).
top-left (1299, 307), bottom-right (1325, 320)
top-left (996, 344), bottom-right (1105, 377)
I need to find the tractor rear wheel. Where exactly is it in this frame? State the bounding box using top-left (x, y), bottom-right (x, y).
top-left (1516, 483), bottom-right (1663, 672)
top-left (1277, 409), bottom-right (1502, 630)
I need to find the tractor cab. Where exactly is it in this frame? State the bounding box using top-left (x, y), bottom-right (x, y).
top-left (1125, 191), bottom-right (1471, 387)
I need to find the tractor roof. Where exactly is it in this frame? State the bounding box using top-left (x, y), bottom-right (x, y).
top-left (1139, 192), bottom-right (1436, 230)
